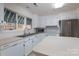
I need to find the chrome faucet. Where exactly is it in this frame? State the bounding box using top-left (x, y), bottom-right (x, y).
top-left (24, 27), bottom-right (30, 36)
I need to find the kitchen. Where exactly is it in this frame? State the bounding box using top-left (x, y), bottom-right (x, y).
top-left (0, 3), bottom-right (79, 56)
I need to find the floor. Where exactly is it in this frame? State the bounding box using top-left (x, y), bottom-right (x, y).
top-left (28, 51), bottom-right (47, 56)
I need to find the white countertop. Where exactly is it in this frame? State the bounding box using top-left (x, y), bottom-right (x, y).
top-left (0, 32), bottom-right (44, 47)
top-left (0, 37), bottom-right (23, 46)
top-left (33, 36), bottom-right (79, 56)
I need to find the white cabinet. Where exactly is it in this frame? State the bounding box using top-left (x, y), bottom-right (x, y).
top-left (0, 42), bottom-right (25, 56)
top-left (24, 37), bottom-right (33, 55)
top-left (24, 35), bottom-right (37, 55)
top-left (0, 33), bottom-right (46, 56)
top-left (58, 11), bottom-right (77, 20)
top-left (24, 33), bottom-right (46, 55)
top-left (32, 15), bottom-right (39, 28)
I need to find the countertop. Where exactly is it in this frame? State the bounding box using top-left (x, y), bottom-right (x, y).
top-left (0, 32), bottom-right (44, 47)
top-left (33, 36), bottom-right (79, 56)
top-left (0, 36), bottom-right (23, 46)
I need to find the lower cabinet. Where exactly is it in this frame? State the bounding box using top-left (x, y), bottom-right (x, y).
top-left (0, 42), bottom-right (25, 56)
top-left (25, 33), bottom-right (46, 55)
top-left (24, 34), bottom-right (41, 55)
top-left (0, 33), bottom-right (46, 56)
top-left (24, 37), bottom-right (33, 55)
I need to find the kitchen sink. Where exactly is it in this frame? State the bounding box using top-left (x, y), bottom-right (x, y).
top-left (16, 35), bottom-right (27, 37)
top-left (16, 32), bottom-right (40, 38)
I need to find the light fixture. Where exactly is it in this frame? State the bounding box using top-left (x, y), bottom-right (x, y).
top-left (52, 3), bottom-right (65, 8)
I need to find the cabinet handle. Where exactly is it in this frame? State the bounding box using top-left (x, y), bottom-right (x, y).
top-left (23, 44), bottom-right (25, 46)
top-left (32, 40), bottom-right (34, 43)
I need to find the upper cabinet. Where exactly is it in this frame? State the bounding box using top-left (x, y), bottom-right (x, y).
top-left (58, 11), bottom-right (77, 20)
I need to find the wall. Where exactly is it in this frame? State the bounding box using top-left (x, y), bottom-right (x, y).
top-left (0, 3), bottom-right (4, 23)
top-left (76, 8), bottom-right (79, 19)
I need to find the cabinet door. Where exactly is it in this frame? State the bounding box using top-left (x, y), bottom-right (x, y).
top-left (32, 33), bottom-right (46, 46)
top-left (25, 35), bottom-right (38, 55)
top-left (1, 42), bottom-right (25, 56)
top-left (31, 35), bottom-right (38, 46)
top-left (36, 33), bottom-right (46, 41)
top-left (25, 37), bottom-right (33, 55)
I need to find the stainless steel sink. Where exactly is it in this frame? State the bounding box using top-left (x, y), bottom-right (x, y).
top-left (16, 35), bottom-right (27, 37)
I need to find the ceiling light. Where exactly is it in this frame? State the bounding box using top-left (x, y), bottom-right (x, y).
top-left (53, 3), bottom-right (65, 8)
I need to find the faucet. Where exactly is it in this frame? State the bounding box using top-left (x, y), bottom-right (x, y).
top-left (23, 26), bottom-right (30, 36)
top-left (0, 21), bottom-right (6, 31)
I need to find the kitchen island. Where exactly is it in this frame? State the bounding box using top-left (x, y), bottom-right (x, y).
top-left (33, 36), bottom-right (79, 56)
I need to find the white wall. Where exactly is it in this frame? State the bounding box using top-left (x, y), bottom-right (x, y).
top-left (0, 3), bottom-right (4, 23)
top-left (76, 8), bottom-right (79, 19)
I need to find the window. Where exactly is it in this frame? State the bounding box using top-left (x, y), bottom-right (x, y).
top-left (18, 15), bottom-right (24, 29)
top-left (26, 18), bottom-right (32, 29)
top-left (27, 18), bottom-right (32, 25)
top-left (4, 8), bottom-right (16, 30)
top-left (18, 15), bottom-right (24, 24)
top-left (4, 8), bottom-right (16, 23)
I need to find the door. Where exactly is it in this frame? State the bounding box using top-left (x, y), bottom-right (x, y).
top-left (59, 20), bottom-right (72, 37)
top-left (1, 42), bottom-right (25, 56)
top-left (71, 19), bottom-right (78, 37)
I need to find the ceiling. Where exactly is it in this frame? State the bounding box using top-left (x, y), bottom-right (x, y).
top-left (16, 3), bottom-right (79, 16)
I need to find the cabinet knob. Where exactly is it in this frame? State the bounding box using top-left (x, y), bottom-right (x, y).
top-left (11, 43), bottom-right (17, 47)
top-left (23, 44), bottom-right (25, 46)
top-left (32, 40), bottom-right (34, 43)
